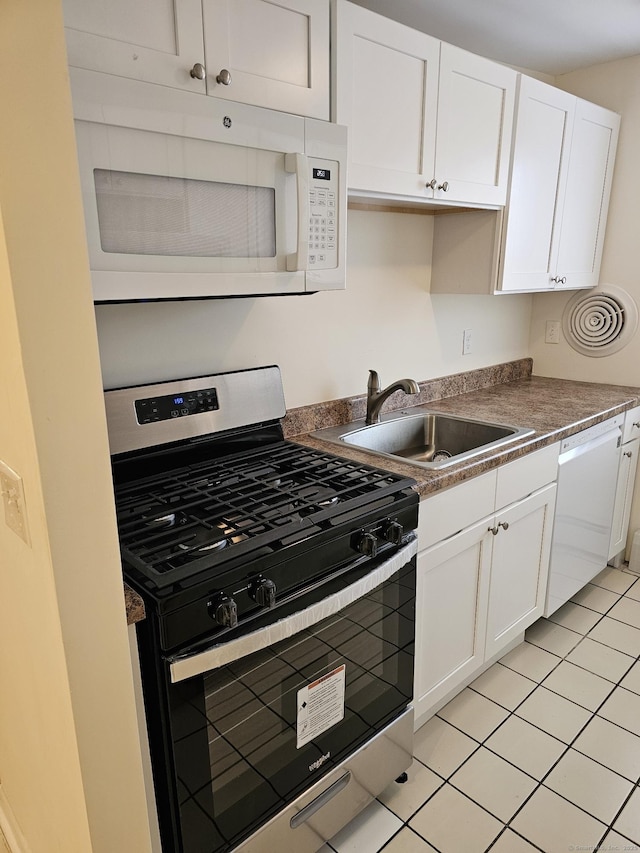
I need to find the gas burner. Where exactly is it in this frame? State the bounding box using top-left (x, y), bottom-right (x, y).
top-left (295, 485), bottom-right (340, 507)
top-left (145, 513), bottom-right (177, 529)
top-left (177, 527), bottom-right (228, 557)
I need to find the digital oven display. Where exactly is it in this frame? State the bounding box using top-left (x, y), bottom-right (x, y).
top-left (135, 387), bottom-right (219, 424)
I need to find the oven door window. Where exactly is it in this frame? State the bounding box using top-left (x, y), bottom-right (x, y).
top-left (166, 559), bottom-right (415, 853)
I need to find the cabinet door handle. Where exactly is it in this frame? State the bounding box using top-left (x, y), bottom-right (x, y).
top-left (498, 521), bottom-right (509, 531)
top-left (437, 181), bottom-right (449, 192)
top-left (633, 422), bottom-right (640, 429)
top-left (488, 525), bottom-right (499, 535)
top-left (624, 451), bottom-right (633, 458)
top-left (216, 68), bottom-right (232, 86)
top-left (189, 62), bottom-right (206, 80)
top-left (426, 179), bottom-right (437, 190)
top-left (551, 276), bottom-right (567, 284)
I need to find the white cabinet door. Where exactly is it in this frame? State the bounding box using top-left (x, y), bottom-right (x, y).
top-left (555, 99), bottom-right (620, 290)
top-left (333, 0), bottom-right (439, 198)
top-left (333, 3), bottom-right (515, 207)
top-left (485, 484), bottom-right (556, 659)
top-left (499, 76), bottom-right (575, 293)
top-left (434, 44), bottom-right (515, 206)
top-left (609, 437), bottom-right (640, 561)
top-left (203, 0), bottom-right (330, 118)
top-left (63, 0), bottom-right (207, 92)
top-left (414, 518), bottom-right (491, 719)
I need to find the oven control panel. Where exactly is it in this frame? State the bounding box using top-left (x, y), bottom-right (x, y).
top-left (135, 386), bottom-right (220, 424)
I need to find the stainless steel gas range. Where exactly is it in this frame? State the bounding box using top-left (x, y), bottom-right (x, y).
top-left (105, 366), bottom-right (418, 853)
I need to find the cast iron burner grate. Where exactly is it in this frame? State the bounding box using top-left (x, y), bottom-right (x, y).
top-left (114, 441), bottom-right (412, 576)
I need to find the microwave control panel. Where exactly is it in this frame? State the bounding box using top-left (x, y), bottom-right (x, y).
top-left (308, 158), bottom-right (339, 270)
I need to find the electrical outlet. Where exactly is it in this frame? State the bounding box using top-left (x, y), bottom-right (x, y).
top-left (462, 328), bottom-right (473, 355)
top-left (0, 460), bottom-right (30, 545)
top-left (545, 320), bottom-right (561, 344)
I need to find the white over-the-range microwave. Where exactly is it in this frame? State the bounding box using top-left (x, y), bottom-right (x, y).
top-left (70, 68), bottom-right (347, 301)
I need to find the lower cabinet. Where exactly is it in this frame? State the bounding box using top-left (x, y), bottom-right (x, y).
top-left (413, 445), bottom-right (558, 726)
top-left (484, 484), bottom-right (556, 658)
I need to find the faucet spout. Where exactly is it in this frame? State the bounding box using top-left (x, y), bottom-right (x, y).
top-left (365, 370), bottom-right (419, 425)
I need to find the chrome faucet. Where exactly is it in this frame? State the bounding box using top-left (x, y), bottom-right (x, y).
top-left (365, 370), bottom-right (420, 425)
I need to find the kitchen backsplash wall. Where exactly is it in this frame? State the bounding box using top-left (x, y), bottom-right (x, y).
top-left (530, 54), bottom-right (640, 385)
top-left (95, 209), bottom-right (533, 408)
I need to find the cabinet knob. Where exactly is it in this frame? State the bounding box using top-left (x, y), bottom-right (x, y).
top-left (624, 451), bottom-right (633, 458)
top-left (189, 62), bottom-right (206, 80)
top-left (498, 521), bottom-right (509, 531)
top-left (488, 525), bottom-right (499, 536)
top-left (216, 68), bottom-right (232, 86)
top-left (551, 276), bottom-right (567, 284)
top-left (426, 179), bottom-right (437, 190)
top-left (633, 422), bottom-right (640, 430)
top-left (437, 181), bottom-right (449, 192)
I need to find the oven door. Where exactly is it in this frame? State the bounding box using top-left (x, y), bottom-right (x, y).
top-left (156, 540), bottom-right (416, 853)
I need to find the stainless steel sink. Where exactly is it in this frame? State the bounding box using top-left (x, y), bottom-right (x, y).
top-left (312, 410), bottom-right (534, 469)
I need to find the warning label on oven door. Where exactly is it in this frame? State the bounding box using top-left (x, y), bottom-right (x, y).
top-left (296, 664), bottom-right (346, 749)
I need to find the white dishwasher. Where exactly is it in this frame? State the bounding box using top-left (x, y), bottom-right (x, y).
top-left (545, 414), bottom-right (623, 617)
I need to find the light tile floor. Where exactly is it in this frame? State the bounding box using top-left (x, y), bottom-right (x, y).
top-left (326, 566), bottom-right (640, 853)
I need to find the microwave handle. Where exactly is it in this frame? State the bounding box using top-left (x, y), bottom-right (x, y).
top-left (284, 152), bottom-right (310, 272)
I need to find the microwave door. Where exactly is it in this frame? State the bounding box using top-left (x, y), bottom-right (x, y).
top-left (74, 121), bottom-right (308, 300)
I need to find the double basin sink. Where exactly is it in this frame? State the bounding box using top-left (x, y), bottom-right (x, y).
top-left (312, 408), bottom-right (534, 470)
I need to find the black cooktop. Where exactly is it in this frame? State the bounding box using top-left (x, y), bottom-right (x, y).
top-left (114, 439), bottom-right (417, 591)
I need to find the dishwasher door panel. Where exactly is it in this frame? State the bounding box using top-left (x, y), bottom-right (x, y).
top-left (545, 425), bottom-right (621, 617)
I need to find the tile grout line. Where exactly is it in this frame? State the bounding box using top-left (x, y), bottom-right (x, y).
top-left (368, 572), bottom-right (640, 853)
top-left (416, 578), bottom-right (640, 850)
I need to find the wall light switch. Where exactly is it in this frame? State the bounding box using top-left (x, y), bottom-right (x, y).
top-left (462, 328), bottom-right (473, 355)
top-left (0, 460), bottom-right (30, 545)
top-left (545, 320), bottom-right (561, 344)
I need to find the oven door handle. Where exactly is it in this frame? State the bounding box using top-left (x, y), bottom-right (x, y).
top-left (168, 537), bottom-right (417, 683)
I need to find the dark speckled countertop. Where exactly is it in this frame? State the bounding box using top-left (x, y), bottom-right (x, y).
top-left (126, 359), bottom-right (640, 624)
top-left (284, 360), bottom-right (640, 498)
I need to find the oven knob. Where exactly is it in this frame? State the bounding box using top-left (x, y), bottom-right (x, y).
top-left (208, 594), bottom-right (238, 629)
top-left (355, 531), bottom-right (378, 557)
top-left (383, 520), bottom-right (404, 544)
top-left (249, 577), bottom-right (277, 608)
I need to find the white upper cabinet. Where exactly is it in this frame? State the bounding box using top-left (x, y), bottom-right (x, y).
top-left (554, 98), bottom-right (620, 290)
top-left (435, 45), bottom-right (516, 207)
top-left (63, 0), bottom-right (330, 119)
top-left (499, 77), bottom-right (576, 292)
top-left (202, 0), bottom-right (330, 118)
top-left (332, 2), bottom-right (440, 199)
top-left (63, 0), bottom-right (207, 93)
top-left (499, 76), bottom-right (620, 293)
top-left (432, 77), bottom-right (620, 295)
top-left (332, 1), bottom-right (516, 207)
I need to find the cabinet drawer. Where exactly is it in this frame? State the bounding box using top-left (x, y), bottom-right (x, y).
top-left (418, 470), bottom-right (496, 550)
top-left (623, 406), bottom-right (640, 444)
top-left (495, 443), bottom-right (559, 509)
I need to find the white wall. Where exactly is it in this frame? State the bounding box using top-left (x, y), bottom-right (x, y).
top-left (96, 209), bottom-right (533, 407)
top-left (530, 54), bottom-right (640, 385)
top-left (0, 2), bottom-right (153, 852)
